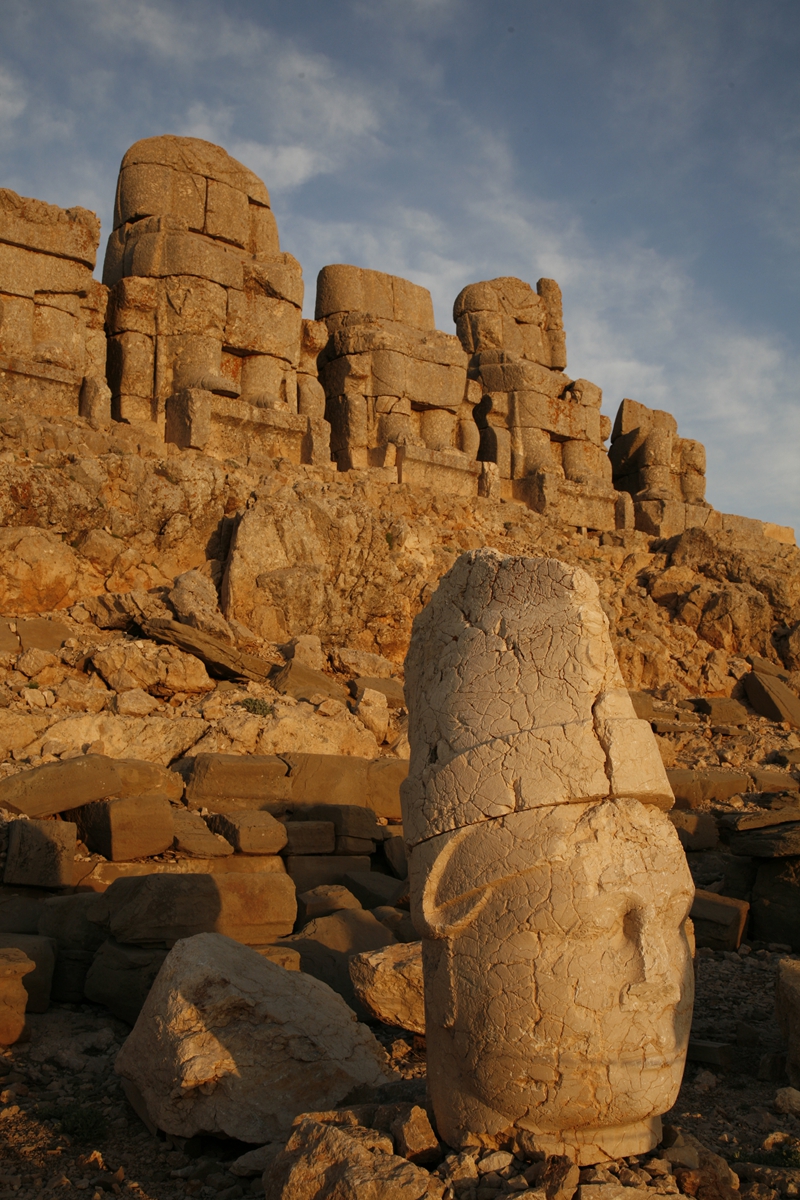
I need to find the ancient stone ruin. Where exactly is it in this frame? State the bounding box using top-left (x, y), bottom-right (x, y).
top-left (402, 549), bottom-right (694, 1161)
top-left (0, 132), bottom-right (799, 1199)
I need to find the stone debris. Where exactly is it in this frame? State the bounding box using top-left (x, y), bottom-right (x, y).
top-left (0, 947), bottom-right (35, 1044)
top-left (349, 940), bottom-right (425, 1034)
top-left (114, 933), bottom-right (393, 1142)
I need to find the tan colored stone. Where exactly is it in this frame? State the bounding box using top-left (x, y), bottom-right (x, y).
top-left (90, 871), bottom-right (296, 944)
top-left (0, 947), bottom-right (35, 1044)
top-left (172, 808), bottom-right (233, 857)
top-left (316, 264), bottom-right (435, 330)
top-left (349, 940), bottom-right (424, 1034)
top-left (207, 810), bottom-right (288, 855)
top-left (115, 932), bottom-right (392, 1142)
top-left (0, 754), bottom-right (183, 818)
top-left (84, 937), bottom-right (169, 1025)
top-left (775, 958), bottom-right (800, 1087)
top-left (67, 795), bottom-right (174, 861)
top-left (402, 549), bottom-right (693, 1162)
top-left (263, 1115), bottom-right (435, 1200)
top-left (3, 818), bottom-right (77, 888)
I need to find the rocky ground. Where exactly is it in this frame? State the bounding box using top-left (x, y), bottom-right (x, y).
top-left (1, 946), bottom-right (799, 1200)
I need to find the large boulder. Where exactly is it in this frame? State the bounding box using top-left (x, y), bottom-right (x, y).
top-left (281, 908), bottom-right (396, 1015)
top-left (114, 933), bottom-right (393, 1142)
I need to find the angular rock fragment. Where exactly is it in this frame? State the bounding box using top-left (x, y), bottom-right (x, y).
top-left (115, 933), bottom-right (393, 1142)
top-left (2, 817), bottom-right (77, 887)
top-left (0, 754), bottom-right (183, 817)
top-left (283, 907), bottom-right (397, 1014)
top-left (350, 940), bottom-right (425, 1034)
top-left (263, 1116), bottom-right (434, 1200)
top-left (207, 810), bottom-right (288, 855)
top-left (66, 795), bottom-right (174, 861)
top-left (172, 808), bottom-right (233, 857)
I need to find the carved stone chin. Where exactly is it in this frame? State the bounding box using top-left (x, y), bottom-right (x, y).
top-left (401, 549), bottom-right (694, 1163)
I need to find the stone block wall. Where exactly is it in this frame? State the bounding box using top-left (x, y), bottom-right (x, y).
top-left (101, 135), bottom-right (329, 466)
top-left (0, 189), bottom-right (108, 418)
top-left (453, 276), bottom-right (618, 529)
top-left (315, 264), bottom-right (480, 493)
top-left (609, 397), bottom-right (709, 537)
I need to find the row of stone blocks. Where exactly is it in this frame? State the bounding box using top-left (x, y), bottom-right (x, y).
top-left (0, 749), bottom-right (411, 1040)
top-left (0, 133), bottom-right (730, 539)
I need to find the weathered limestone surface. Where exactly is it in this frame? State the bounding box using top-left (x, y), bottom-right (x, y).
top-left (114, 933), bottom-right (393, 1142)
top-left (316, 263), bottom-right (476, 488)
top-left (103, 135), bottom-right (329, 467)
top-left (349, 939), bottom-right (425, 1034)
top-left (453, 277), bottom-right (617, 530)
top-left (401, 549), bottom-right (694, 1162)
top-left (0, 188), bottom-right (108, 419)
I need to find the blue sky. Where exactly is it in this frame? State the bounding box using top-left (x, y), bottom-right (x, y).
top-left (2, 0), bottom-right (798, 529)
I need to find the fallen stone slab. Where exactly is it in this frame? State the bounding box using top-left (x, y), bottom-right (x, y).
top-left (252, 945), bottom-right (302, 971)
top-left (351, 676), bottom-right (406, 709)
top-left (744, 672), bottom-right (800, 728)
top-left (728, 821), bottom-right (800, 857)
top-left (349, 940), bottom-right (425, 1034)
top-left (690, 890), bottom-right (749, 952)
top-left (284, 753), bottom-right (406, 819)
top-left (263, 1117), bottom-right (433, 1200)
top-left (298, 803), bottom-right (384, 841)
top-left (0, 933), bottom-right (56, 1012)
top-left (271, 659), bottom-right (348, 704)
top-left (114, 933), bottom-right (393, 1142)
top-left (0, 947), bottom-right (35, 1045)
top-left (172, 808), bottom-right (233, 857)
top-left (668, 810), bottom-right (718, 852)
top-left (66, 795), bottom-right (175, 861)
top-left (84, 938), bottom-right (169, 1025)
top-left (719, 803), bottom-right (800, 832)
top-left (693, 697), bottom-right (748, 724)
top-left (282, 820), bottom-right (335, 855)
top-left (142, 618), bottom-right (274, 682)
top-left (372, 906), bottom-right (418, 943)
top-left (2, 817), bottom-right (77, 887)
top-left (181, 753), bottom-right (291, 810)
top-left (89, 872), bottom-right (297, 945)
top-left (0, 754), bottom-right (183, 817)
top-left (750, 769), bottom-right (799, 793)
top-left (207, 810), bottom-right (288, 855)
top-left (296, 885), bottom-right (362, 922)
top-left (284, 854), bottom-right (371, 894)
top-left (282, 908), bottom-right (397, 1016)
top-left (17, 617), bottom-right (71, 653)
top-left (344, 869), bottom-right (408, 909)
top-left (667, 768), bottom-right (749, 810)
top-left (75, 853), bottom-right (287, 892)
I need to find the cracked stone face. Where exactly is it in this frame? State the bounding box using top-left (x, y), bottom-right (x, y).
top-left (400, 549), bottom-right (694, 1163)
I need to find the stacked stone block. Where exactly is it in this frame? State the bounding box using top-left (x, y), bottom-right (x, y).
top-left (453, 276), bottom-right (618, 529)
top-left (0, 189), bottom-right (108, 419)
top-left (316, 264), bottom-right (482, 495)
top-left (103, 135), bottom-right (329, 465)
top-left (609, 398), bottom-right (709, 537)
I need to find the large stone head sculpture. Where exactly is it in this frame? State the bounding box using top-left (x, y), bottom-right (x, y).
top-left (400, 549), bottom-right (693, 1163)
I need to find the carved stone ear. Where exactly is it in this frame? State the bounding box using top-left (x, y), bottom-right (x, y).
top-left (409, 825), bottom-right (497, 939)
